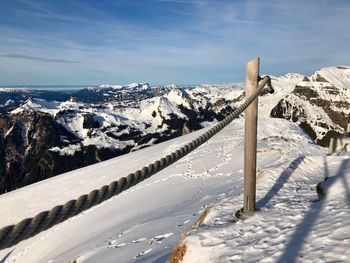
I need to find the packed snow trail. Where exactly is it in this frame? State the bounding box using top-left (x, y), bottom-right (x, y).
top-left (182, 155), bottom-right (350, 263)
top-left (0, 118), bottom-right (325, 263)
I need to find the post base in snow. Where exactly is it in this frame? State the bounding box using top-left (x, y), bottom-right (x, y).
top-left (235, 207), bottom-right (256, 220)
top-left (316, 177), bottom-right (329, 200)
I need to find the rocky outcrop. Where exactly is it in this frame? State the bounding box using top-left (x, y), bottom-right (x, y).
top-left (314, 73), bottom-right (329, 82)
top-left (83, 114), bottom-right (100, 129)
top-left (0, 112), bottom-right (133, 193)
top-left (270, 72), bottom-right (350, 146)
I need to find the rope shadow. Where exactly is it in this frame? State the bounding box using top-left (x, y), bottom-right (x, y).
top-left (0, 249), bottom-right (14, 263)
top-left (340, 163), bottom-right (350, 208)
top-left (341, 174), bottom-right (350, 208)
top-left (256, 155), bottom-right (305, 209)
top-left (277, 158), bottom-right (350, 263)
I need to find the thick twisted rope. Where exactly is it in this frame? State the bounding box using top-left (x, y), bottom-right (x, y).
top-left (0, 76), bottom-right (272, 250)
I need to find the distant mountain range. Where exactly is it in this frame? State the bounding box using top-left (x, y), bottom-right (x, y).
top-left (0, 66), bottom-right (349, 193)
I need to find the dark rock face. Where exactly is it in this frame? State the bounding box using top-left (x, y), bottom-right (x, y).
top-left (83, 114), bottom-right (100, 129)
top-left (0, 112), bottom-right (132, 193)
top-left (314, 73), bottom-right (329, 82)
top-left (302, 76), bottom-right (310, 82)
top-left (292, 85), bottom-right (319, 99)
top-left (271, 80), bottom-right (350, 146)
top-left (270, 99), bottom-right (306, 123)
top-left (299, 121), bottom-right (317, 141)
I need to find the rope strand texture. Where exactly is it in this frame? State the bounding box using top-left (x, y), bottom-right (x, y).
top-left (0, 76), bottom-right (271, 250)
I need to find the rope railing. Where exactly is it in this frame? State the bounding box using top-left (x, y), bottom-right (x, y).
top-left (0, 76), bottom-right (272, 250)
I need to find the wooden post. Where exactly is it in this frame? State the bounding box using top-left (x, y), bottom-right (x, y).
top-left (329, 137), bottom-right (336, 154)
top-left (244, 57), bottom-right (260, 215)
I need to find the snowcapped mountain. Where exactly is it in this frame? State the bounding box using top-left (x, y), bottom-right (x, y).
top-left (0, 66), bottom-right (349, 194)
top-left (0, 83), bottom-right (240, 193)
top-left (268, 66), bottom-right (350, 146)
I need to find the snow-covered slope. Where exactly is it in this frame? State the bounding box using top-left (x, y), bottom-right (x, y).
top-left (1, 116), bottom-right (342, 263)
top-left (182, 155), bottom-right (350, 263)
top-left (312, 66), bottom-right (350, 90)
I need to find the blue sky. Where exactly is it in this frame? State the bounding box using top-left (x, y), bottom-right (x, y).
top-left (0, 0), bottom-right (349, 85)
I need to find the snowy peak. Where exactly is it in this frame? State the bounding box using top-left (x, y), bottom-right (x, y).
top-left (267, 66), bottom-right (350, 146)
top-left (96, 82), bottom-right (151, 92)
top-left (311, 66), bottom-right (350, 89)
top-left (284, 73), bottom-right (305, 80)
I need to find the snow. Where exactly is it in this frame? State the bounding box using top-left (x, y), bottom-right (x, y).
top-left (314, 67), bottom-right (350, 90)
top-left (1, 67), bottom-right (350, 262)
top-left (1, 115), bottom-right (346, 263)
top-left (5, 99), bottom-right (14, 106)
top-left (11, 98), bottom-right (61, 115)
top-left (188, 83), bottom-right (244, 103)
top-left (165, 89), bottom-right (190, 108)
top-left (97, 83), bottom-right (150, 91)
top-left (0, 88), bottom-right (31, 92)
top-left (183, 155), bottom-right (350, 263)
top-left (49, 144), bottom-right (82, 156)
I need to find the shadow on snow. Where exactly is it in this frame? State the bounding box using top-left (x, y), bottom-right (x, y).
top-left (256, 155), bottom-right (306, 209)
top-left (277, 158), bottom-right (350, 263)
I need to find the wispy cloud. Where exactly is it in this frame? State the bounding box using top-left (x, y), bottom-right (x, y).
top-left (0, 53), bottom-right (79, 63)
top-left (0, 0), bottom-right (349, 85)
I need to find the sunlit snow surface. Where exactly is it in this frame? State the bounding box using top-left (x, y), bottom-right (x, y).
top-left (183, 156), bottom-right (350, 263)
top-left (2, 116), bottom-right (347, 263)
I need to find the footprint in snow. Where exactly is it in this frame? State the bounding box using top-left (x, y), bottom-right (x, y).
top-left (108, 240), bottom-right (127, 248)
top-left (177, 219), bottom-right (191, 227)
top-left (132, 237), bottom-right (147, 243)
top-left (135, 248), bottom-right (152, 258)
top-left (107, 240), bottom-right (118, 248)
top-left (149, 233), bottom-right (174, 244)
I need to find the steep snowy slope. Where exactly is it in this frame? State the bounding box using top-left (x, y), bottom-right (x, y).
top-left (312, 66), bottom-right (350, 90)
top-left (0, 117), bottom-right (327, 263)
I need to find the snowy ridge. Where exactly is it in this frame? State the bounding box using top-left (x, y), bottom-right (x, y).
top-left (312, 66), bottom-right (350, 90)
top-left (4, 66), bottom-right (350, 155)
top-left (96, 83), bottom-right (151, 92)
top-left (0, 88), bottom-right (31, 93)
top-left (7, 83), bottom-right (238, 153)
